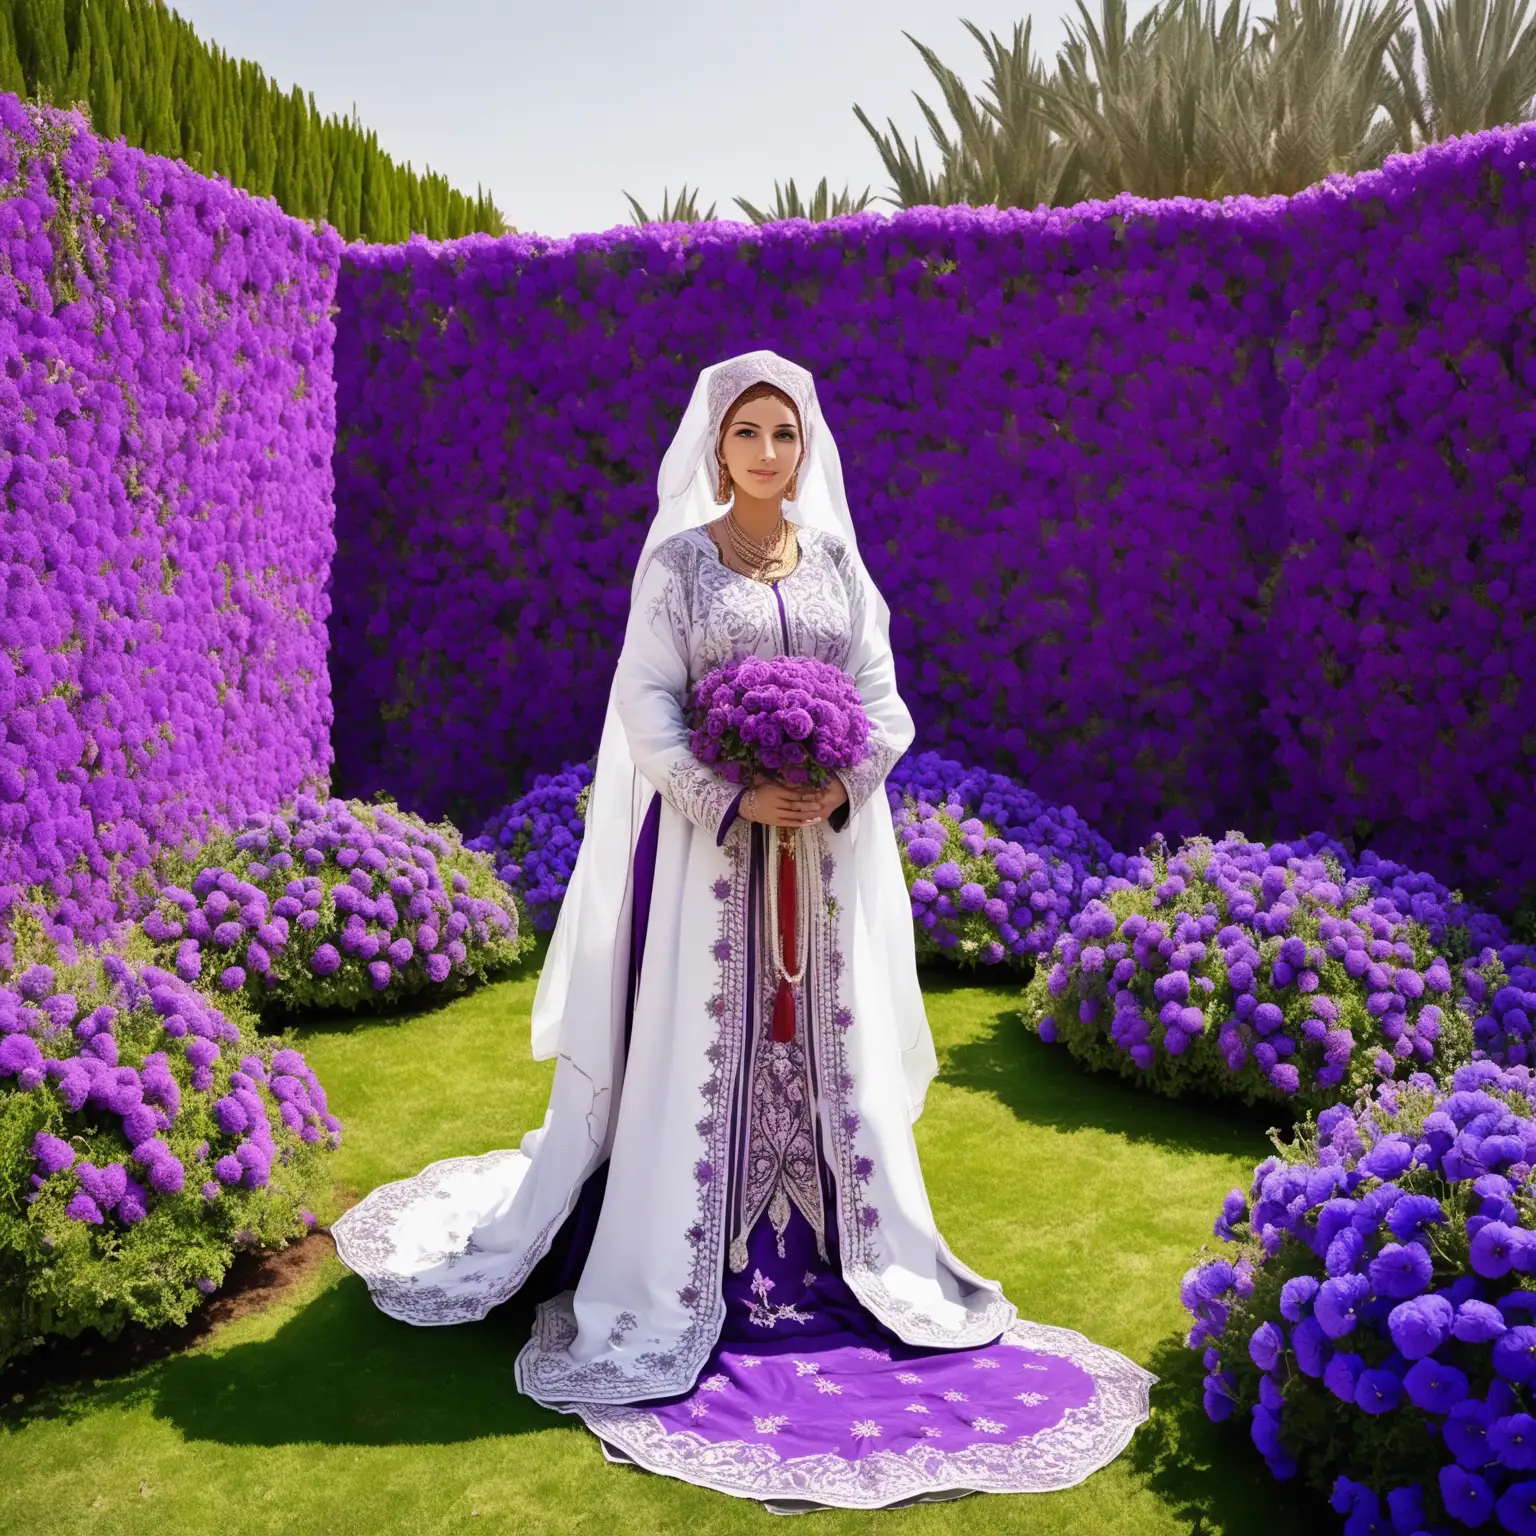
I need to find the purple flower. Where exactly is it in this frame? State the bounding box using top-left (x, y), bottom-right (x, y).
top-left (1387, 1293), bottom-right (1453, 1358)
top-left (1367, 1241), bottom-right (1432, 1299)
top-left (1354, 1367), bottom-right (1402, 1414)
top-left (31, 1132), bottom-right (76, 1176)
top-left (1248, 1320), bottom-right (1285, 1371)
top-left (1403, 1355), bottom-right (1468, 1412)
top-left (1316, 1274), bottom-right (1372, 1338)
top-left (1495, 1326), bottom-right (1536, 1384)
top-left (1471, 1220), bottom-right (1519, 1278)
top-left (1440, 1465), bottom-right (1494, 1524)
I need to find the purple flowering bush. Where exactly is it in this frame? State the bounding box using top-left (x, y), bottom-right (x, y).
top-left (1023, 832), bottom-right (1503, 1110)
top-left (0, 95), bottom-right (340, 971)
top-left (1183, 1065), bottom-right (1536, 1531)
top-left (466, 761), bottom-right (593, 932)
top-left (0, 947), bottom-right (338, 1368)
top-left (135, 794), bottom-right (531, 1015)
top-left (686, 655), bottom-right (870, 787)
top-left (892, 796), bottom-right (1137, 970)
top-left (888, 750), bottom-right (1137, 969)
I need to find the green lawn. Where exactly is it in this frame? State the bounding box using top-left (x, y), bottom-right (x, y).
top-left (0, 957), bottom-right (1329, 1535)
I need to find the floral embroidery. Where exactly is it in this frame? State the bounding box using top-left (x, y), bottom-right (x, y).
top-left (754, 1415), bottom-right (790, 1435)
top-left (895, 1370), bottom-right (923, 1384)
top-left (904, 1402), bottom-right (930, 1414)
top-left (607, 1310), bottom-right (638, 1346)
top-left (973, 1357), bottom-right (1001, 1369)
top-left (942, 1390), bottom-right (969, 1402)
top-left (793, 1360), bottom-right (822, 1376)
top-left (802, 1270), bottom-right (818, 1285)
top-left (856, 1347), bottom-right (892, 1361)
top-left (738, 1356), bottom-right (763, 1368)
top-left (850, 1420), bottom-right (882, 1440)
top-left (813, 1377), bottom-right (844, 1395)
top-left (700, 1373), bottom-right (732, 1393)
top-left (1016, 1390), bottom-right (1048, 1405)
top-left (921, 1426), bottom-right (944, 1438)
top-left (745, 1268), bottom-right (814, 1330)
top-left (518, 837), bottom-right (749, 1404)
top-left (971, 1417), bottom-right (1007, 1434)
top-left (731, 1016), bottom-right (826, 1268)
top-left (688, 1400), bottom-right (710, 1419)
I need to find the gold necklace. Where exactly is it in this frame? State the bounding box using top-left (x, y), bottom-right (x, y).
top-left (723, 509), bottom-right (795, 582)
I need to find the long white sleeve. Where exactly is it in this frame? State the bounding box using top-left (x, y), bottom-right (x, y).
top-left (614, 552), bottom-right (741, 839)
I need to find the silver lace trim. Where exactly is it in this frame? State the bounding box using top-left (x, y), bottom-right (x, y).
top-left (560, 1319), bottom-right (1156, 1509)
top-left (330, 1147), bottom-right (564, 1326)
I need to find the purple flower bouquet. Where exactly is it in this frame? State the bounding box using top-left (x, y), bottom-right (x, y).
top-left (686, 655), bottom-right (870, 789)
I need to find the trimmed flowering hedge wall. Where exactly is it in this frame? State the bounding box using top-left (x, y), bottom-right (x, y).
top-left (0, 95), bottom-right (342, 969)
top-left (329, 124), bottom-right (1536, 914)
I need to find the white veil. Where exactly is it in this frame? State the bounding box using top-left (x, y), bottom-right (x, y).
top-left (528, 350), bottom-right (893, 1087)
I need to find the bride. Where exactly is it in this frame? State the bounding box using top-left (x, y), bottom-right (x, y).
top-left (332, 349), bottom-right (1153, 1511)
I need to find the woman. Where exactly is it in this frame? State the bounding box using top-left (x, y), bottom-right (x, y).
top-left (332, 349), bottom-right (1153, 1511)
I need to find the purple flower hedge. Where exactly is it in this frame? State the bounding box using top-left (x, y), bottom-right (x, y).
top-left (886, 760), bottom-right (1137, 969)
top-left (0, 950), bottom-right (337, 1368)
top-left (136, 794), bottom-right (531, 1014)
top-left (1183, 1066), bottom-right (1536, 1531)
top-left (0, 94), bottom-right (341, 973)
top-left (466, 761), bottom-right (592, 932)
top-left (1022, 832), bottom-right (1510, 1109)
top-left (329, 125), bottom-right (1536, 917)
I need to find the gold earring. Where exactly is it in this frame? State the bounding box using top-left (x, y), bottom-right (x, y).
top-left (715, 458), bottom-right (732, 505)
top-left (785, 466), bottom-right (799, 501)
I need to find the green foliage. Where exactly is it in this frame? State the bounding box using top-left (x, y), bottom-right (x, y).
top-left (0, 0), bottom-right (506, 241)
top-left (732, 176), bottom-right (877, 224)
top-left (623, 183), bottom-right (716, 225)
top-left (852, 0), bottom-right (1536, 210)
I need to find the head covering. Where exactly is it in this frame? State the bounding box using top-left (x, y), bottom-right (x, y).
top-left (529, 349), bottom-right (889, 1078)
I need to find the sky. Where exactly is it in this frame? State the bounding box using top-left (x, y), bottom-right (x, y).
top-left (164, 0), bottom-right (1108, 239)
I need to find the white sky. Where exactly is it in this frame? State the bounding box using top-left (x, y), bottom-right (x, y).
top-left (163, 0), bottom-right (1128, 238)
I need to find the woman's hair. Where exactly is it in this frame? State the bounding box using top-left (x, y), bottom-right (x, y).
top-left (716, 382), bottom-right (804, 468)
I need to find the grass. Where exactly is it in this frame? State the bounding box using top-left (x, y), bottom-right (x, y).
top-left (0, 955), bottom-right (1331, 1535)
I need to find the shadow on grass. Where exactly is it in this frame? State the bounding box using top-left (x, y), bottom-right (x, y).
top-left (1130, 1333), bottom-right (1332, 1535)
top-left (141, 1273), bottom-right (564, 1446)
top-left (940, 1003), bottom-right (1282, 1161)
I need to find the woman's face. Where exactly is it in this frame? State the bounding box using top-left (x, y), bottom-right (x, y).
top-left (719, 393), bottom-right (802, 502)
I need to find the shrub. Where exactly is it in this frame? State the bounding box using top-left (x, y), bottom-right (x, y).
top-left (885, 750), bottom-right (1136, 969)
top-left (891, 795), bottom-right (1139, 969)
top-left (1182, 1064), bottom-right (1536, 1531)
top-left (137, 794), bottom-right (531, 1015)
top-left (0, 944), bottom-right (339, 1370)
top-left (1022, 832), bottom-right (1501, 1110)
top-left (467, 762), bottom-right (593, 932)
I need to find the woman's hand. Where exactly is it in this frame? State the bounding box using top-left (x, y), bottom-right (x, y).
top-left (743, 777), bottom-right (849, 828)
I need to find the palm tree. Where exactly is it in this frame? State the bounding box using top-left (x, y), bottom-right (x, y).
top-left (732, 176), bottom-right (877, 223)
top-left (1391, 0), bottom-right (1536, 139)
top-left (852, 18), bottom-right (1086, 210)
top-left (623, 184), bottom-right (717, 225)
top-left (1217, 0), bottom-right (1410, 195)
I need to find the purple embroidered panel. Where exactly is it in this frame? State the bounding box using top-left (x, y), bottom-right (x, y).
top-left (656, 1203), bottom-right (1095, 1455)
top-left (562, 1199), bottom-right (1154, 1509)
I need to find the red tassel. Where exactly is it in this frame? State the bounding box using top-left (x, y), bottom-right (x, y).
top-left (773, 835), bottom-right (798, 1043)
